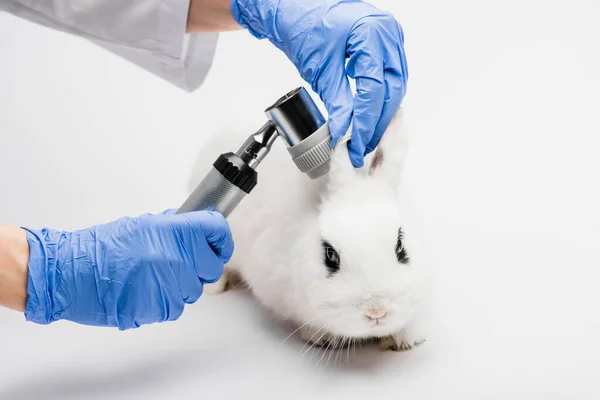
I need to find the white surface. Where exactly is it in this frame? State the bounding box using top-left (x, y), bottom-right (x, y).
top-left (1, 0), bottom-right (600, 399)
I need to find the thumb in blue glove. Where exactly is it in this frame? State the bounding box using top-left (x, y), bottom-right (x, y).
top-left (231, 0), bottom-right (408, 168)
top-left (24, 209), bottom-right (234, 330)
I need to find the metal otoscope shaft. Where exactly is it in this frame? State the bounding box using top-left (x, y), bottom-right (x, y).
top-left (176, 87), bottom-right (332, 218)
top-left (176, 122), bottom-right (278, 218)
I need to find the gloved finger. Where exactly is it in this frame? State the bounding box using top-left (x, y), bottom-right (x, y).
top-left (348, 69), bottom-right (385, 167)
top-left (136, 209), bottom-right (176, 220)
top-left (115, 281), bottom-right (186, 329)
top-left (313, 56), bottom-right (354, 147)
top-left (191, 237), bottom-right (225, 284)
top-left (166, 253), bottom-right (206, 304)
top-left (154, 213), bottom-right (218, 302)
top-left (169, 211), bottom-right (227, 285)
top-left (365, 68), bottom-right (405, 154)
top-left (366, 23), bottom-right (408, 154)
top-left (319, 66), bottom-right (355, 148)
top-left (134, 214), bottom-right (205, 305)
top-left (187, 210), bottom-right (234, 264)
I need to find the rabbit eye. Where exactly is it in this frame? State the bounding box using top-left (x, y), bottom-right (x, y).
top-left (396, 228), bottom-right (410, 264)
top-left (322, 241), bottom-right (340, 275)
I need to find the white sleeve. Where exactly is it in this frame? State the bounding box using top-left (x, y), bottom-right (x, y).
top-left (1, 0), bottom-right (219, 92)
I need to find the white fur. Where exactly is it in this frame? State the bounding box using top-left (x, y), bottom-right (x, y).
top-left (190, 109), bottom-right (426, 351)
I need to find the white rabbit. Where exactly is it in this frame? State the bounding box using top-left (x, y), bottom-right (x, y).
top-left (188, 108), bottom-right (426, 351)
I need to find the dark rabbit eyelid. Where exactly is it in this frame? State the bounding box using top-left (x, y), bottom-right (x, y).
top-left (396, 227), bottom-right (410, 264)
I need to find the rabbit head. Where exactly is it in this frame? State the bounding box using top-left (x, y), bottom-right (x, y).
top-left (282, 109), bottom-right (424, 339)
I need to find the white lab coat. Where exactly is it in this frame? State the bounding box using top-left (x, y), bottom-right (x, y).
top-left (1, 0), bottom-right (219, 91)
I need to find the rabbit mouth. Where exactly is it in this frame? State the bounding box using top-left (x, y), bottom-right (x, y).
top-left (369, 319), bottom-right (385, 328)
top-left (323, 320), bottom-right (401, 339)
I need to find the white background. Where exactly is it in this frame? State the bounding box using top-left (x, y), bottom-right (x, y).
top-left (1, 0), bottom-right (600, 399)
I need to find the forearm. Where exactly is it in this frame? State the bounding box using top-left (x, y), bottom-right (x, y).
top-left (0, 223), bottom-right (29, 312)
top-left (187, 0), bottom-right (241, 32)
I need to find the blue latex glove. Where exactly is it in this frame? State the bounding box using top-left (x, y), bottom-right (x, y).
top-left (23, 209), bottom-right (233, 330)
top-left (231, 0), bottom-right (408, 167)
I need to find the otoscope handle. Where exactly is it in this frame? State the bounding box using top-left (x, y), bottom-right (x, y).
top-left (176, 152), bottom-right (257, 218)
top-left (176, 168), bottom-right (246, 218)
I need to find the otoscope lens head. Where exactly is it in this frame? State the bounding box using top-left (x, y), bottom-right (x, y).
top-left (265, 87), bottom-right (332, 180)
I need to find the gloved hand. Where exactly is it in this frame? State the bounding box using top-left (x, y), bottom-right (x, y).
top-left (23, 209), bottom-right (233, 330)
top-left (231, 0), bottom-right (408, 168)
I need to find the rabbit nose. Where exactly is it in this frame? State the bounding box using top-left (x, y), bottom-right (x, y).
top-left (365, 308), bottom-right (388, 321)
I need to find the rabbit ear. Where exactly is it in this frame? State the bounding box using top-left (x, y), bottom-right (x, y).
top-left (326, 125), bottom-right (357, 192)
top-left (368, 108), bottom-right (410, 188)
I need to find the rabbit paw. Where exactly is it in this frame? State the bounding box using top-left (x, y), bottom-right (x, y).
top-left (203, 268), bottom-right (244, 295)
top-left (380, 327), bottom-right (426, 352)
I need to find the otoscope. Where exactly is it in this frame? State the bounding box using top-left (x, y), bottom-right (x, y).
top-left (176, 87), bottom-right (332, 217)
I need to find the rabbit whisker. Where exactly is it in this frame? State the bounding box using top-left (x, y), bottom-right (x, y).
top-left (300, 326), bottom-right (327, 357)
top-left (305, 327), bottom-right (332, 360)
top-left (316, 332), bottom-right (336, 368)
top-left (279, 316), bottom-right (320, 345)
top-left (324, 334), bottom-right (341, 368)
top-left (346, 337), bottom-right (352, 366)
